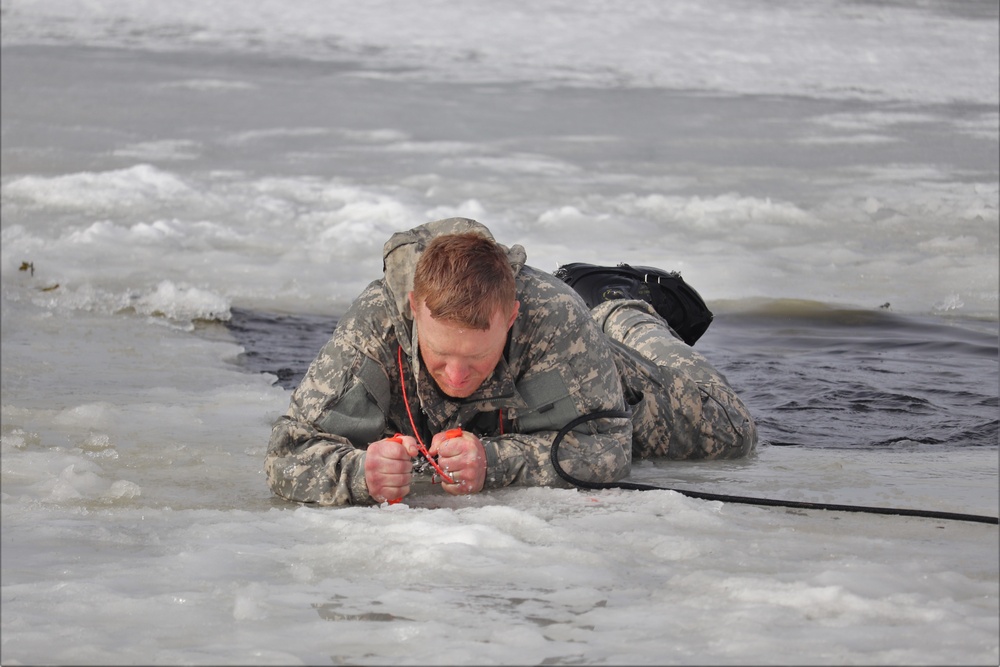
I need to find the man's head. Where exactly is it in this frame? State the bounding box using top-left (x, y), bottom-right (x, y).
top-left (408, 232), bottom-right (519, 398)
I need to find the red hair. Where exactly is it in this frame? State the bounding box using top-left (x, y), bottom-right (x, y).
top-left (412, 233), bottom-right (517, 329)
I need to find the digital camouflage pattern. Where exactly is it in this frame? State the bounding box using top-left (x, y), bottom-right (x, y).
top-left (593, 299), bottom-right (757, 460)
top-left (265, 218), bottom-right (756, 506)
top-left (266, 218), bottom-right (632, 505)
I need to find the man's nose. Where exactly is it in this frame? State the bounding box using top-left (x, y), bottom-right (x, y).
top-left (444, 361), bottom-right (471, 384)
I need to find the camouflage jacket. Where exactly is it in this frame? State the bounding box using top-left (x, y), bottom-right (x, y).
top-left (266, 218), bottom-right (631, 505)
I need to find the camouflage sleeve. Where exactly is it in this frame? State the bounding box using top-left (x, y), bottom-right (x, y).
top-left (480, 419), bottom-right (631, 491)
top-left (265, 414), bottom-right (371, 506)
top-left (265, 284), bottom-right (392, 506)
top-left (480, 270), bottom-right (633, 490)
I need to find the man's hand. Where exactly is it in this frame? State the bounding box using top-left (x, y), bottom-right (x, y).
top-left (365, 435), bottom-right (419, 503)
top-left (429, 429), bottom-right (487, 495)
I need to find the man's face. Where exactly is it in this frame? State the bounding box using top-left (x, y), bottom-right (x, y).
top-left (409, 294), bottom-right (519, 398)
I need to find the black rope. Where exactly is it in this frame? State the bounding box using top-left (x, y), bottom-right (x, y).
top-left (550, 410), bottom-right (1000, 525)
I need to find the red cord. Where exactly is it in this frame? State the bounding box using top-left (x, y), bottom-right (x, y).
top-left (397, 346), bottom-right (455, 484)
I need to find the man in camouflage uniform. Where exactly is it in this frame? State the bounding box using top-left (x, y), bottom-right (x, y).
top-left (266, 217), bottom-right (756, 506)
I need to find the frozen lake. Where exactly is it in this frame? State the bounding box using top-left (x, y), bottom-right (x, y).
top-left (2, 0), bottom-right (997, 664)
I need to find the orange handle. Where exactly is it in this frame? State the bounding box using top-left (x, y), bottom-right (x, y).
top-left (387, 432), bottom-right (457, 485)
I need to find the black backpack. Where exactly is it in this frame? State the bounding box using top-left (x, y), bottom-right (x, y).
top-left (554, 262), bottom-right (713, 345)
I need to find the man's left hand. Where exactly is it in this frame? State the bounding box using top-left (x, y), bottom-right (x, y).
top-left (429, 429), bottom-right (487, 495)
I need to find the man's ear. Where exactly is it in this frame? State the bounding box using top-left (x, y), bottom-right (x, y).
top-left (408, 291), bottom-right (418, 316)
top-left (507, 300), bottom-right (520, 329)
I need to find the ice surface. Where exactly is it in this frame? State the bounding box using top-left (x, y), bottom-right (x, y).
top-left (2, 0), bottom-right (997, 664)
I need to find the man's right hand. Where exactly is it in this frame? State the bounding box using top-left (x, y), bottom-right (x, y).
top-left (365, 435), bottom-right (419, 504)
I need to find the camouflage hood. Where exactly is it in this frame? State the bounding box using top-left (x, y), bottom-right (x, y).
top-left (381, 217), bottom-right (527, 357)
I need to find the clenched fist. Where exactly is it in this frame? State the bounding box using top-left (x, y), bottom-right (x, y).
top-left (365, 434), bottom-right (419, 503)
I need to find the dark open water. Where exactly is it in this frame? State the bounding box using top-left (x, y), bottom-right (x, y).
top-left (225, 301), bottom-right (999, 453)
